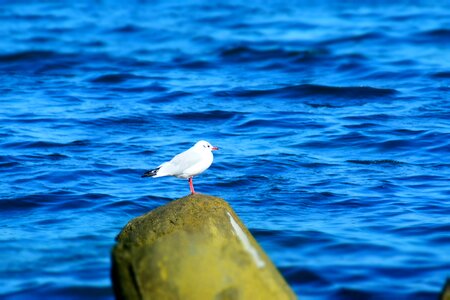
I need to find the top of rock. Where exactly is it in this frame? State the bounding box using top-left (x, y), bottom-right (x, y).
top-left (116, 194), bottom-right (231, 246)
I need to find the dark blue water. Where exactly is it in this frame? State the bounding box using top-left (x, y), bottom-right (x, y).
top-left (1, 1), bottom-right (450, 299)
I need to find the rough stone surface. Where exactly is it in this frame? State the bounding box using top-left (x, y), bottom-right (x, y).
top-left (441, 279), bottom-right (450, 300)
top-left (111, 194), bottom-right (297, 300)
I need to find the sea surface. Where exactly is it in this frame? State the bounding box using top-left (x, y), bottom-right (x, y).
top-left (1, 1), bottom-right (450, 299)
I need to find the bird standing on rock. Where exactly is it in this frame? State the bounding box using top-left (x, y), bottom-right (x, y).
top-left (142, 140), bottom-right (219, 194)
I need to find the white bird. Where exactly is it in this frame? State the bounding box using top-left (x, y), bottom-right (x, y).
top-left (142, 140), bottom-right (219, 194)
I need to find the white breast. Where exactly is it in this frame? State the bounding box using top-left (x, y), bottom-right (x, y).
top-left (179, 151), bottom-right (213, 178)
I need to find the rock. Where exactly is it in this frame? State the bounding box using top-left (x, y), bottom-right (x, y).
top-left (441, 278), bottom-right (450, 300)
top-left (111, 194), bottom-right (297, 300)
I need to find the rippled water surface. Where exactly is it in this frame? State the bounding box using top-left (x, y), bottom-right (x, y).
top-left (1, 1), bottom-right (450, 299)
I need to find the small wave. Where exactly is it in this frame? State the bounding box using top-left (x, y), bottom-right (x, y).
top-left (24, 36), bottom-right (55, 43)
top-left (112, 168), bottom-right (139, 176)
top-left (235, 118), bottom-right (295, 129)
top-left (420, 28), bottom-right (450, 38)
top-left (344, 123), bottom-right (379, 129)
top-left (415, 29), bottom-right (450, 43)
top-left (347, 159), bottom-right (404, 165)
top-left (101, 198), bottom-right (163, 214)
top-left (299, 162), bottom-right (338, 168)
top-left (0, 50), bottom-right (57, 63)
top-left (22, 153), bottom-right (69, 161)
top-left (334, 287), bottom-right (374, 300)
top-left (2, 191), bottom-right (116, 212)
top-left (3, 12), bottom-right (64, 21)
top-left (3, 140), bottom-right (90, 149)
top-left (214, 84), bottom-right (397, 101)
top-left (1, 116), bottom-right (65, 124)
top-left (281, 267), bottom-right (330, 285)
top-left (215, 178), bottom-right (252, 187)
top-left (289, 84), bottom-right (396, 98)
top-left (323, 241), bottom-right (393, 254)
top-left (375, 139), bottom-right (413, 150)
top-left (109, 24), bottom-right (146, 33)
top-left (172, 55), bottom-right (214, 69)
top-left (179, 60), bottom-right (213, 69)
top-left (112, 83), bottom-right (168, 93)
top-left (342, 113), bottom-right (393, 122)
top-left (81, 115), bottom-right (159, 127)
top-left (0, 194), bottom-right (61, 210)
top-left (172, 110), bottom-right (240, 121)
top-left (221, 45), bottom-right (303, 58)
top-left (4, 285), bottom-right (113, 299)
top-left (0, 161), bottom-right (20, 168)
top-left (84, 193), bottom-right (112, 200)
top-left (305, 102), bottom-right (340, 108)
top-left (431, 71), bottom-right (450, 78)
top-left (328, 131), bottom-right (372, 147)
top-left (90, 73), bottom-right (148, 84)
top-left (320, 32), bottom-right (385, 45)
top-left (83, 40), bottom-right (106, 47)
top-left (144, 91), bottom-right (192, 103)
top-left (220, 45), bottom-right (328, 63)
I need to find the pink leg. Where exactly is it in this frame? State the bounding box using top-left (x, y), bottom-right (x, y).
top-left (188, 177), bottom-right (196, 194)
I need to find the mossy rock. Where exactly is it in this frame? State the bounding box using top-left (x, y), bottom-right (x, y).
top-left (441, 278), bottom-right (450, 300)
top-left (111, 194), bottom-right (297, 300)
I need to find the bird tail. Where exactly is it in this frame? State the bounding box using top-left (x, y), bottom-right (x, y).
top-left (141, 167), bottom-right (160, 178)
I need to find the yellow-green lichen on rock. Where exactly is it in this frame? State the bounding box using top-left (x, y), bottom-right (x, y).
top-left (111, 194), bottom-right (297, 300)
top-left (441, 279), bottom-right (450, 300)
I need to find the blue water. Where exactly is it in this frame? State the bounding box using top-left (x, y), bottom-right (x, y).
top-left (1, 1), bottom-right (450, 299)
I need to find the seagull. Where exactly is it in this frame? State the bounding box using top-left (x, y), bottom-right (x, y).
top-left (142, 140), bottom-right (219, 194)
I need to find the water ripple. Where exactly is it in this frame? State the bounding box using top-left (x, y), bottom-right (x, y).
top-left (1, 1), bottom-right (449, 300)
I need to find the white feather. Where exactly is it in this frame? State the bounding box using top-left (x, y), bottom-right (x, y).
top-left (152, 140), bottom-right (215, 179)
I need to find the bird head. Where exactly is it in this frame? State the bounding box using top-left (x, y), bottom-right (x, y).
top-left (196, 140), bottom-right (219, 151)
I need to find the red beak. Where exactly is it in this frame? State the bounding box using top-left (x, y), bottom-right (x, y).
top-left (212, 146), bottom-right (219, 151)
